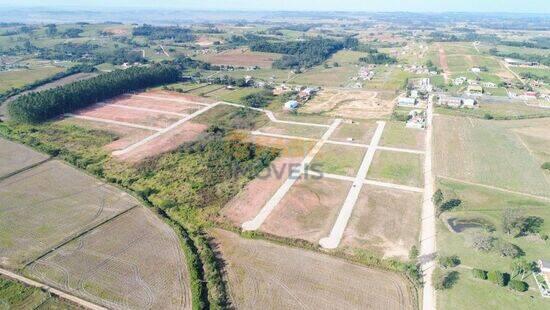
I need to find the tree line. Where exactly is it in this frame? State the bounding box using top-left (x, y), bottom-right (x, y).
top-left (8, 65), bottom-right (180, 123)
top-left (133, 24), bottom-right (195, 43)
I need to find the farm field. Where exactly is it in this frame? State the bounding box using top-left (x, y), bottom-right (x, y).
top-left (433, 115), bottom-right (550, 197)
top-left (211, 229), bottom-right (415, 310)
top-left (367, 151), bottom-right (424, 188)
top-left (435, 178), bottom-right (550, 309)
top-left (341, 185), bottom-right (423, 259)
top-left (261, 177), bottom-right (352, 243)
top-left (196, 49), bottom-right (281, 68)
top-left (300, 88), bottom-right (394, 119)
top-left (256, 121), bottom-right (326, 139)
top-left (27, 206), bottom-right (191, 310)
top-left (0, 137), bottom-right (49, 178)
top-left (290, 65), bottom-right (357, 87)
top-left (0, 160), bottom-right (138, 269)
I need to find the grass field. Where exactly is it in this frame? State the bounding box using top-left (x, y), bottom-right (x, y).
top-left (256, 121), bottom-right (326, 139)
top-left (0, 160), bottom-right (138, 268)
top-left (0, 65), bottom-right (64, 93)
top-left (342, 185), bottom-right (423, 259)
top-left (205, 87), bottom-right (263, 103)
top-left (435, 103), bottom-right (550, 120)
top-left (0, 277), bottom-right (77, 309)
top-left (367, 151), bottom-right (424, 187)
top-left (433, 115), bottom-right (550, 197)
top-left (26, 207), bottom-right (191, 310)
top-left (211, 229), bottom-right (415, 310)
top-left (311, 143), bottom-right (366, 176)
top-left (330, 121), bottom-right (376, 144)
top-left (435, 178), bottom-right (550, 309)
top-left (196, 49), bottom-right (281, 68)
top-left (379, 121), bottom-right (425, 150)
top-left (291, 65), bottom-right (357, 87)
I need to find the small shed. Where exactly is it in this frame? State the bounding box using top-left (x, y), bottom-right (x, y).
top-left (284, 100), bottom-right (299, 110)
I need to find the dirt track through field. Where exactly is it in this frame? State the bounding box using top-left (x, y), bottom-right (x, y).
top-left (212, 229), bottom-right (414, 310)
top-left (438, 46), bottom-right (450, 83)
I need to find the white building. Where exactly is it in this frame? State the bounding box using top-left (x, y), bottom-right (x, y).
top-left (462, 98), bottom-right (478, 109)
top-left (406, 109), bottom-right (426, 129)
top-left (284, 100), bottom-right (299, 110)
top-left (398, 97), bottom-right (417, 107)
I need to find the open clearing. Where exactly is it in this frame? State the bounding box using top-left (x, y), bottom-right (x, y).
top-left (64, 90), bottom-right (212, 161)
top-left (211, 229), bottom-right (414, 310)
top-left (310, 143), bottom-right (366, 176)
top-left (367, 151), bottom-right (424, 187)
top-left (0, 160), bottom-right (137, 269)
top-left (301, 88), bottom-right (394, 119)
top-left (330, 120), bottom-right (376, 144)
top-left (0, 65), bottom-right (64, 92)
top-left (379, 121), bottom-right (425, 150)
top-left (434, 115), bottom-right (550, 197)
top-left (27, 206), bottom-right (191, 310)
top-left (260, 177), bottom-right (352, 243)
top-left (196, 49), bottom-right (281, 68)
top-left (342, 185), bottom-right (423, 259)
top-left (0, 137), bottom-right (49, 178)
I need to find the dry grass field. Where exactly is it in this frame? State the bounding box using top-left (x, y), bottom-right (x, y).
top-left (0, 160), bottom-right (137, 269)
top-left (27, 207), bottom-right (191, 310)
top-left (196, 48), bottom-right (281, 68)
top-left (256, 122), bottom-right (326, 139)
top-left (301, 88), bottom-right (394, 119)
top-left (329, 120), bottom-right (377, 144)
top-left (211, 229), bottom-right (414, 310)
top-left (341, 185), bottom-right (423, 259)
top-left (433, 115), bottom-right (550, 197)
top-left (260, 177), bottom-right (352, 243)
top-left (0, 137), bottom-right (49, 178)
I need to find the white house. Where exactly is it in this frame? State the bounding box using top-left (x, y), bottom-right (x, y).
top-left (462, 98), bottom-right (478, 109)
top-left (284, 100), bottom-right (299, 110)
top-left (398, 97), bottom-right (417, 107)
top-left (471, 67), bottom-right (481, 73)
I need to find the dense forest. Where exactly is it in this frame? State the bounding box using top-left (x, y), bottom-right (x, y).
top-left (8, 65), bottom-right (180, 123)
top-left (358, 47), bottom-right (397, 64)
top-left (249, 37), bottom-right (346, 69)
top-left (133, 24), bottom-right (195, 42)
top-left (38, 42), bottom-right (146, 65)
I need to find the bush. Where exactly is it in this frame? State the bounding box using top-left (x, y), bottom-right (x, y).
top-left (433, 268), bottom-right (459, 290)
top-left (432, 189), bottom-right (444, 206)
top-left (409, 245), bottom-right (419, 260)
top-left (542, 162), bottom-right (550, 171)
top-left (439, 199), bottom-right (461, 213)
top-left (487, 271), bottom-right (507, 287)
top-left (497, 241), bottom-right (523, 258)
top-left (438, 255), bottom-right (461, 268)
top-left (471, 233), bottom-right (495, 252)
top-left (472, 268), bottom-right (488, 280)
top-left (509, 280), bottom-right (528, 292)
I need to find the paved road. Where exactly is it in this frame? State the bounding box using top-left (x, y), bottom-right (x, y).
top-left (420, 101), bottom-right (436, 310)
top-left (0, 267), bottom-right (107, 310)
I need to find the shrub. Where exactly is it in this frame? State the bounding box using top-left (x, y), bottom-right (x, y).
top-left (409, 245), bottom-right (419, 260)
top-left (509, 280), bottom-right (528, 292)
top-left (542, 162), bottom-right (550, 171)
top-left (471, 233), bottom-right (495, 252)
top-left (497, 241), bottom-right (523, 258)
top-left (439, 199), bottom-right (461, 214)
top-left (472, 268), bottom-right (488, 280)
top-left (432, 189), bottom-right (444, 206)
top-left (487, 271), bottom-right (507, 286)
top-left (483, 113), bottom-right (494, 120)
top-left (438, 255), bottom-right (461, 269)
top-left (433, 268), bottom-right (459, 290)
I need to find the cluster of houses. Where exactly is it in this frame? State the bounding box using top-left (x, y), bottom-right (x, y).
top-left (452, 76), bottom-right (496, 90)
top-left (275, 84), bottom-right (320, 111)
top-left (437, 95), bottom-right (478, 109)
top-left (406, 109), bottom-right (426, 129)
top-left (400, 64), bottom-right (438, 75)
top-left (349, 65), bottom-right (376, 88)
top-left (397, 78), bottom-right (433, 108)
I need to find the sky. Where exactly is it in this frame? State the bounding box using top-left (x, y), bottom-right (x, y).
top-left (2, 0), bottom-right (549, 13)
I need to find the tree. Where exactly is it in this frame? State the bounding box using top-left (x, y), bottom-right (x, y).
top-left (45, 24), bottom-right (57, 36)
top-left (511, 259), bottom-right (534, 280)
top-left (438, 199), bottom-right (461, 215)
top-left (508, 280), bottom-right (528, 292)
top-left (438, 255), bottom-right (461, 269)
top-left (432, 189), bottom-right (444, 206)
top-left (433, 268), bottom-right (459, 290)
top-left (502, 209), bottom-right (544, 237)
top-left (487, 271), bottom-right (507, 286)
top-left (502, 209), bottom-right (521, 235)
top-left (497, 241), bottom-right (523, 258)
top-left (472, 268), bottom-right (488, 280)
top-left (409, 245), bottom-right (419, 260)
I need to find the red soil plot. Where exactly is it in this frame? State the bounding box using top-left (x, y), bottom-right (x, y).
top-left (222, 156), bottom-right (303, 226)
top-left (261, 177), bottom-right (353, 243)
top-left (109, 95), bottom-right (201, 114)
top-left (115, 121), bottom-right (208, 162)
top-left (74, 104), bottom-right (182, 129)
